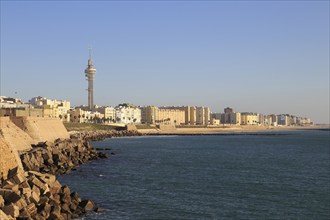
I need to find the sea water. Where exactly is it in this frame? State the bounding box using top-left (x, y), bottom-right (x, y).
top-left (58, 130), bottom-right (330, 219)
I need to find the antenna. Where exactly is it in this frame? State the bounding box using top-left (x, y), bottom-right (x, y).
top-left (88, 47), bottom-right (92, 60)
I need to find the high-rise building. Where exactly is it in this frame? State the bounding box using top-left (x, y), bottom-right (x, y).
top-left (224, 107), bottom-right (233, 114)
top-left (85, 49), bottom-right (97, 111)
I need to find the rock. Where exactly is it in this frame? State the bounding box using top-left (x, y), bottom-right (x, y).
top-left (37, 203), bottom-right (51, 215)
top-left (1, 189), bottom-right (21, 203)
top-left (70, 192), bottom-right (81, 205)
top-left (33, 213), bottom-right (47, 220)
top-left (7, 167), bottom-right (19, 179)
top-left (18, 208), bottom-right (32, 219)
top-left (9, 171), bottom-right (26, 185)
top-left (2, 203), bottom-right (20, 218)
top-left (1, 182), bottom-right (19, 192)
top-left (79, 199), bottom-right (95, 212)
top-left (26, 203), bottom-right (37, 216)
top-left (94, 207), bottom-right (106, 212)
top-left (0, 209), bottom-right (12, 220)
top-left (29, 176), bottom-right (49, 194)
top-left (0, 195), bottom-right (5, 208)
top-left (30, 190), bottom-right (40, 204)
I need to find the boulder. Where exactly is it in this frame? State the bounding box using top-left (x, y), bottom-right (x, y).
top-left (0, 195), bottom-right (4, 208)
top-left (2, 203), bottom-right (20, 218)
top-left (79, 199), bottom-right (95, 212)
top-left (0, 209), bottom-right (12, 220)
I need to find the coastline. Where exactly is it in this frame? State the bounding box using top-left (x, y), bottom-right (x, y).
top-left (137, 125), bottom-right (329, 135)
top-left (1, 117), bottom-right (327, 219)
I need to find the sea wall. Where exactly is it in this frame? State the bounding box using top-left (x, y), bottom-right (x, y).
top-left (0, 138), bottom-right (23, 182)
top-left (0, 117), bottom-right (34, 152)
top-left (10, 116), bottom-right (70, 143)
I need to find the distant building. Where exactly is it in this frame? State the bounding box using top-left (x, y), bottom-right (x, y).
top-left (141, 106), bottom-right (159, 124)
top-left (196, 107), bottom-right (210, 125)
top-left (158, 107), bottom-right (185, 125)
top-left (141, 105), bottom-right (210, 126)
top-left (277, 114), bottom-right (290, 126)
top-left (241, 112), bottom-right (259, 125)
top-left (96, 106), bottom-right (115, 123)
top-left (29, 96), bottom-right (71, 120)
top-left (210, 118), bottom-right (220, 125)
top-left (189, 106), bottom-right (197, 125)
top-left (215, 107), bottom-right (241, 125)
top-left (115, 103), bottom-right (141, 124)
top-left (224, 107), bottom-right (234, 114)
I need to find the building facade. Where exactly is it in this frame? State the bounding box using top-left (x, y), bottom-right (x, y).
top-left (241, 112), bottom-right (259, 125)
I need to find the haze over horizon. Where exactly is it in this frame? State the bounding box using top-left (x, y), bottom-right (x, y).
top-left (0, 1), bottom-right (329, 124)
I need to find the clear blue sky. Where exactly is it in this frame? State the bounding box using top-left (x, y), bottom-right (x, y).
top-left (1, 1), bottom-right (329, 124)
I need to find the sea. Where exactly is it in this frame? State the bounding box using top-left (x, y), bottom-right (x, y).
top-left (58, 130), bottom-right (330, 219)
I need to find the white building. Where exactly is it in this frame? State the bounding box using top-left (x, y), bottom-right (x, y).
top-left (115, 103), bottom-right (141, 124)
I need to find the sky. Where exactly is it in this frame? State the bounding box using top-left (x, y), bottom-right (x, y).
top-left (0, 1), bottom-right (329, 124)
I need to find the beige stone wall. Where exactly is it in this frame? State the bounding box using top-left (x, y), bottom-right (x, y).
top-left (10, 117), bottom-right (70, 142)
top-left (0, 117), bottom-right (34, 151)
top-left (0, 137), bottom-right (22, 180)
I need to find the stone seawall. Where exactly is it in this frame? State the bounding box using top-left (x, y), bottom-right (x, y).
top-left (10, 117), bottom-right (70, 143)
top-left (0, 139), bottom-right (22, 182)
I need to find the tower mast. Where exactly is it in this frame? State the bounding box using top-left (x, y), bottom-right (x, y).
top-left (85, 48), bottom-right (96, 111)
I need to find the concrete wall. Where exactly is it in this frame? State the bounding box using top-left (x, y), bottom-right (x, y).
top-left (0, 138), bottom-right (22, 180)
top-left (10, 116), bottom-right (70, 142)
top-left (0, 117), bottom-right (34, 151)
top-left (0, 116), bottom-right (70, 182)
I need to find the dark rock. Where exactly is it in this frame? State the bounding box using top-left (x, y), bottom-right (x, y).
top-left (79, 199), bottom-right (95, 212)
top-left (2, 203), bottom-right (20, 218)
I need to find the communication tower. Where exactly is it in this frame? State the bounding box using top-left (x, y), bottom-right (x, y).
top-left (84, 49), bottom-right (96, 111)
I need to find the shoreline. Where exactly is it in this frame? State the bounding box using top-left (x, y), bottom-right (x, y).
top-left (137, 125), bottom-right (329, 136)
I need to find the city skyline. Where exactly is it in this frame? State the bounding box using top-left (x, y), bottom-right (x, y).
top-left (0, 1), bottom-right (329, 124)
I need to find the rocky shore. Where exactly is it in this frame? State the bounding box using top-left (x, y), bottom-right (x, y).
top-left (20, 138), bottom-right (107, 176)
top-left (69, 129), bottom-right (142, 141)
top-left (0, 136), bottom-right (109, 219)
top-left (0, 127), bottom-right (143, 220)
top-left (0, 168), bottom-right (96, 219)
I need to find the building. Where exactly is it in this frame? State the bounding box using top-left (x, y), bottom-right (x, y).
top-left (210, 118), bottom-right (220, 125)
top-left (0, 96), bottom-right (30, 109)
top-left (241, 112), bottom-right (259, 125)
top-left (141, 106), bottom-right (159, 124)
top-left (115, 103), bottom-right (141, 124)
top-left (277, 114), bottom-right (290, 126)
top-left (189, 106), bottom-right (196, 125)
top-left (224, 107), bottom-right (234, 114)
top-left (195, 107), bottom-right (210, 125)
top-left (29, 96), bottom-right (71, 120)
top-left (215, 107), bottom-right (240, 125)
top-left (141, 106), bottom-right (187, 125)
top-left (96, 106), bottom-right (115, 123)
top-left (158, 107), bottom-right (185, 125)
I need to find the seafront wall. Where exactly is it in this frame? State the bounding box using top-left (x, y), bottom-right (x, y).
top-left (10, 116), bottom-right (70, 143)
top-left (0, 139), bottom-right (22, 181)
